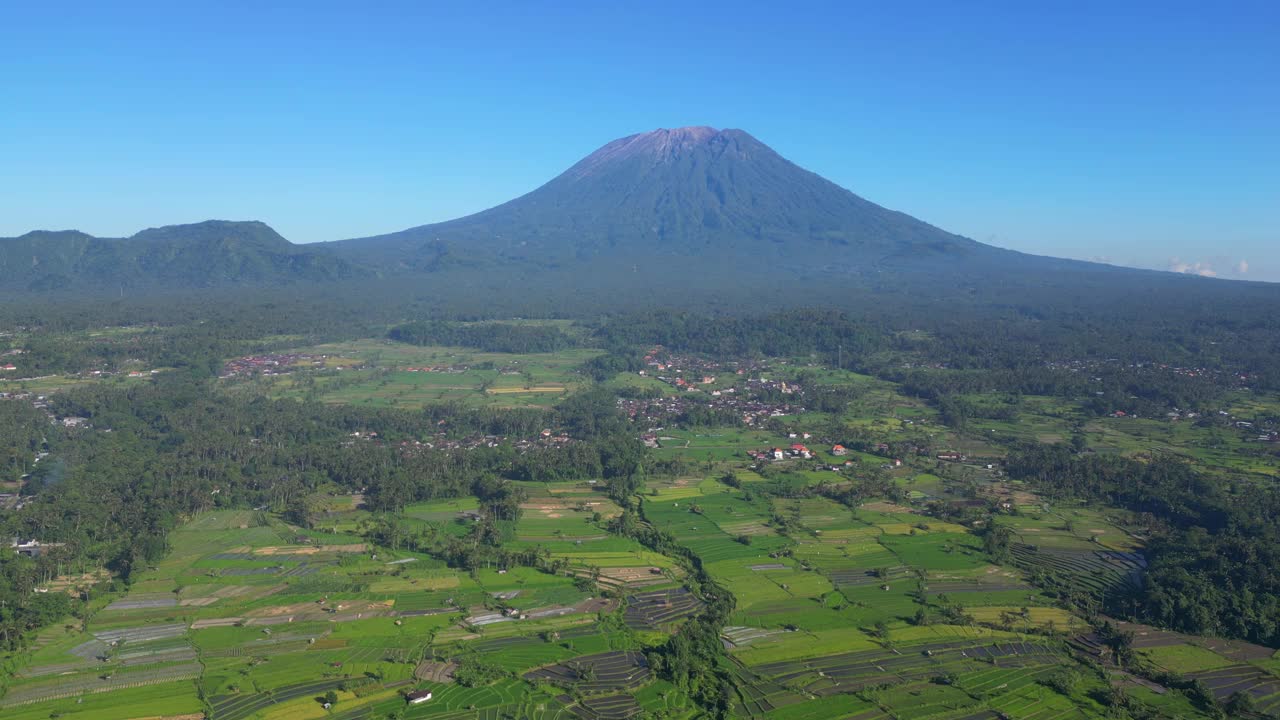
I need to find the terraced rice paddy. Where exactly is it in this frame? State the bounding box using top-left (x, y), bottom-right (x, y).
top-left (4, 381), bottom-right (1276, 720)
top-left (752, 639), bottom-right (1062, 696)
top-left (563, 692), bottom-right (644, 719)
top-left (209, 678), bottom-right (351, 720)
top-left (623, 587), bottom-right (704, 629)
top-left (1190, 665), bottom-right (1280, 714)
top-left (1009, 543), bottom-right (1146, 596)
top-left (524, 650), bottom-right (651, 693)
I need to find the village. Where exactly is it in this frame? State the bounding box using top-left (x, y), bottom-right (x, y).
top-left (639, 346), bottom-right (774, 377)
top-left (222, 352), bottom-right (486, 379)
top-left (343, 427), bottom-right (576, 454)
top-left (618, 348), bottom-right (805, 427)
top-left (220, 353), bottom-right (351, 377)
top-left (1044, 356), bottom-right (1254, 387)
top-left (616, 386), bottom-right (804, 429)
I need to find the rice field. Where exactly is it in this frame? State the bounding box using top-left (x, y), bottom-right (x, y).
top-left (243, 340), bottom-right (602, 409)
top-left (4, 357), bottom-right (1269, 720)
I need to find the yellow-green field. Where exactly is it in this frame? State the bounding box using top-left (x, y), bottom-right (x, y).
top-left (234, 340), bottom-right (603, 409)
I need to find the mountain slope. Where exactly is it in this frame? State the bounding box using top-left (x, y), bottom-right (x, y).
top-left (326, 127), bottom-right (995, 274)
top-left (0, 220), bottom-right (359, 291)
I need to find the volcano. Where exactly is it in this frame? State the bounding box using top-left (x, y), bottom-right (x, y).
top-left (326, 126), bottom-right (996, 275)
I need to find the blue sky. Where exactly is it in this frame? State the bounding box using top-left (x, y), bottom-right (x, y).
top-left (2, 1), bottom-right (1277, 279)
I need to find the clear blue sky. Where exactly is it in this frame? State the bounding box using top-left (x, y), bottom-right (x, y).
top-left (2, 1), bottom-right (1276, 279)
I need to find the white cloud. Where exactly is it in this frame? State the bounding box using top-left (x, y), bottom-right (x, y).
top-left (1236, 260), bottom-right (1249, 274)
top-left (1168, 257), bottom-right (1217, 277)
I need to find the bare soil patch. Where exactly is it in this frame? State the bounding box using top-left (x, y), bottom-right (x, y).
top-left (861, 501), bottom-right (915, 514)
top-left (415, 660), bottom-right (457, 683)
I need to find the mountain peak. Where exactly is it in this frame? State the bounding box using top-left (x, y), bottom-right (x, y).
top-left (636, 125), bottom-right (720, 145)
top-left (129, 220), bottom-right (291, 249)
top-left (566, 126), bottom-right (761, 180)
top-left (13, 229), bottom-right (95, 243)
top-left (0, 219), bottom-right (360, 290)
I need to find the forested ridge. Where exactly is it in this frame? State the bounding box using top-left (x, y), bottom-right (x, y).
top-left (1006, 445), bottom-right (1280, 646)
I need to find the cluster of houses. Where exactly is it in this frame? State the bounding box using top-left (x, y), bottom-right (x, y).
top-left (344, 428), bottom-right (575, 454)
top-left (743, 377), bottom-right (800, 395)
top-left (1124, 409), bottom-right (1280, 444)
top-left (640, 348), bottom-right (776, 381)
top-left (0, 389), bottom-right (58, 426)
top-left (9, 538), bottom-right (64, 557)
top-left (1217, 413), bottom-right (1280, 443)
top-left (0, 356), bottom-right (160, 380)
top-left (618, 359), bottom-right (807, 429)
top-left (81, 367), bottom-right (158, 380)
top-left (401, 365), bottom-right (467, 373)
top-left (1047, 357), bottom-right (1252, 389)
top-left (747, 440), bottom-right (823, 462)
top-left (5, 395), bottom-right (92, 434)
top-left (221, 353), bottom-right (348, 377)
top-left (616, 392), bottom-right (804, 428)
top-left (0, 348), bottom-right (23, 372)
top-left (746, 443), bottom-right (873, 473)
top-left (652, 372), bottom-right (800, 398)
top-left (1240, 423), bottom-right (1280, 443)
top-left (742, 433), bottom-right (930, 469)
top-left (642, 347), bottom-right (756, 375)
top-left (668, 375), bottom-right (718, 390)
top-left (0, 394), bottom-right (92, 444)
top-left (753, 444), bottom-right (803, 461)
top-left (1152, 361), bottom-right (1247, 383)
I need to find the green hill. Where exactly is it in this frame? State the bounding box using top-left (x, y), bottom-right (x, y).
top-left (0, 220), bottom-right (359, 291)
